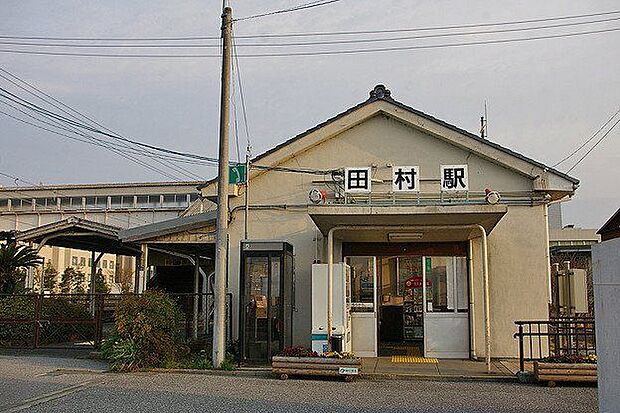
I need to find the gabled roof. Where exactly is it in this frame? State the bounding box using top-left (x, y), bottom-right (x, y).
top-left (597, 208), bottom-right (620, 241)
top-left (16, 216), bottom-right (140, 256)
top-left (119, 210), bottom-right (216, 242)
top-left (198, 84), bottom-right (578, 190)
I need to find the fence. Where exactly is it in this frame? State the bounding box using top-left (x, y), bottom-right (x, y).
top-left (0, 292), bottom-right (232, 349)
top-left (514, 318), bottom-right (596, 372)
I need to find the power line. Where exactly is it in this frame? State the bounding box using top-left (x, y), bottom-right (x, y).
top-left (553, 107), bottom-right (620, 167)
top-left (234, 0), bottom-right (344, 22)
top-left (566, 116), bottom-right (620, 173)
top-left (2, 9), bottom-right (618, 41)
top-left (0, 80), bottom-right (204, 181)
top-left (1, 26), bottom-right (618, 58)
top-left (2, 15), bottom-right (619, 49)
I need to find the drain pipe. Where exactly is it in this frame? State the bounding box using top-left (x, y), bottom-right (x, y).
top-left (327, 224), bottom-right (492, 372)
top-left (468, 239), bottom-right (476, 360)
top-left (475, 225), bottom-right (491, 372)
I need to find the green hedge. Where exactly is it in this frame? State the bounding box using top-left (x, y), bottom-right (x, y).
top-left (0, 295), bottom-right (94, 347)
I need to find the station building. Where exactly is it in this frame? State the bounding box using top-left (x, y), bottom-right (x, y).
top-left (120, 85), bottom-right (579, 364)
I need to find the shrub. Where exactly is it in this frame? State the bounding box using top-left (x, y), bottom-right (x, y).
top-left (0, 295), bottom-right (93, 346)
top-left (101, 291), bottom-right (188, 371)
top-left (541, 354), bottom-right (597, 364)
top-left (279, 345), bottom-right (319, 358)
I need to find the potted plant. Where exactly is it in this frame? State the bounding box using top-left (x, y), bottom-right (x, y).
top-left (271, 345), bottom-right (361, 381)
top-left (534, 354), bottom-right (597, 387)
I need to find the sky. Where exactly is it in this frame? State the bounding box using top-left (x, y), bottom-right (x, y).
top-left (1, 0), bottom-right (619, 228)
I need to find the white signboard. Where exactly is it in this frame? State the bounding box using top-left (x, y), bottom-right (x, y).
top-left (345, 167), bottom-right (371, 193)
top-left (440, 164), bottom-right (468, 191)
top-left (392, 166), bottom-right (420, 192)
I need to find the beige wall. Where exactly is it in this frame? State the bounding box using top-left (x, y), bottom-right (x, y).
top-left (207, 112), bottom-right (563, 356)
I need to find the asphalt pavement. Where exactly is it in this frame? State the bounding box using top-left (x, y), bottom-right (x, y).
top-left (0, 353), bottom-right (598, 413)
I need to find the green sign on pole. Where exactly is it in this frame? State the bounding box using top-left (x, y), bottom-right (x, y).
top-left (228, 164), bottom-right (246, 184)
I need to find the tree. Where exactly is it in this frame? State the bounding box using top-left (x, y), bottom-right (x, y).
top-left (73, 269), bottom-right (86, 294)
top-left (42, 262), bottom-right (58, 292)
top-left (59, 267), bottom-right (76, 293)
top-left (91, 268), bottom-right (110, 294)
top-left (0, 241), bottom-right (43, 294)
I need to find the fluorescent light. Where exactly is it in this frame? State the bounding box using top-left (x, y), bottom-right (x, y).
top-left (388, 232), bottom-right (424, 242)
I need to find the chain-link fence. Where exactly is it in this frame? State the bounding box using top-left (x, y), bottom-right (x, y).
top-left (0, 292), bottom-right (232, 349)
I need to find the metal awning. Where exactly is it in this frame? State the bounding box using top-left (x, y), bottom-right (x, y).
top-left (308, 204), bottom-right (508, 242)
top-left (119, 211), bottom-right (216, 243)
top-left (15, 216), bottom-right (141, 256)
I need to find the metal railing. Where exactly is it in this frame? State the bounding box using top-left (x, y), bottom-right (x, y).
top-left (0, 292), bottom-right (233, 349)
top-left (514, 318), bottom-right (596, 372)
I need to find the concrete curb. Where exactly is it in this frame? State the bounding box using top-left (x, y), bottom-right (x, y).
top-left (55, 366), bottom-right (517, 383)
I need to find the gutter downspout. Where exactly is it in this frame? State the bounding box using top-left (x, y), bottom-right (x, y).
top-left (468, 239), bottom-right (476, 360)
top-left (475, 224), bottom-right (491, 373)
top-left (327, 224), bottom-right (492, 372)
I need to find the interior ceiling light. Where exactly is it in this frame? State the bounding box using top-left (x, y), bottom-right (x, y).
top-left (388, 232), bottom-right (424, 242)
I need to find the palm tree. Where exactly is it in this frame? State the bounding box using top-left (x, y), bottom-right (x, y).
top-left (0, 241), bottom-right (43, 294)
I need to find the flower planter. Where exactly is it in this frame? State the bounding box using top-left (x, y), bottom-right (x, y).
top-left (271, 356), bottom-right (361, 382)
top-left (533, 362), bottom-right (597, 387)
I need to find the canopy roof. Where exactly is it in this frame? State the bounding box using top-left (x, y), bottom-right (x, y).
top-left (309, 204), bottom-right (507, 242)
top-left (16, 216), bottom-right (140, 256)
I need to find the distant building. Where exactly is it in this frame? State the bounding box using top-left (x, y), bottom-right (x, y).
top-left (0, 181), bottom-right (200, 292)
top-left (548, 203), bottom-right (600, 317)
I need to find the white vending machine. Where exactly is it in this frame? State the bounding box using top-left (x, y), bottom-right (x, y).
top-left (311, 263), bottom-right (352, 354)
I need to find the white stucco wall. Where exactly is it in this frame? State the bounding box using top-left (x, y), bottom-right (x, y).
top-left (592, 238), bottom-right (620, 412)
top-left (207, 111), bottom-right (563, 356)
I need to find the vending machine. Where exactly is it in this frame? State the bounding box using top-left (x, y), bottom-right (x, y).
top-left (311, 263), bottom-right (352, 354)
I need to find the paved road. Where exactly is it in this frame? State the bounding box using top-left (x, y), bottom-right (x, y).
top-left (0, 354), bottom-right (598, 413)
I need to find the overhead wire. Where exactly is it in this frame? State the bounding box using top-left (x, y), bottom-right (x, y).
top-left (0, 67), bottom-right (206, 180)
top-left (0, 26), bottom-right (618, 58)
top-left (566, 116), bottom-right (620, 173)
top-left (1, 9), bottom-right (619, 41)
top-left (1, 15), bottom-right (618, 49)
top-left (553, 107), bottom-right (620, 167)
top-left (234, 0), bottom-right (344, 22)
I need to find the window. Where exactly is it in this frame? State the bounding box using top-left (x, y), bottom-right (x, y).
top-left (0, 198), bottom-right (7, 210)
top-left (346, 256), bottom-right (375, 312)
top-left (71, 197), bottom-right (83, 209)
top-left (109, 261), bottom-right (115, 270)
top-left (103, 260), bottom-right (108, 269)
top-left (110, 196), bottom-right (122, 208)
top-left (136, 195), bottom-right (149, 208)
top-left (425, 257), bottom-right (468, 313)
top-left (72, 256), bottom-right (78, 266)
top-left (148, 195), bottom-right (160, 208)
top-left (79, 257), bottom-right (86, 267)
top-left (121, 195), bottom-right (134, 209)
top-left (96, 196), bottom-right (108, 209)
top-left (60, 197), bottom-right (71, 209)
top-left (85, 196), bottom-right (97, 209)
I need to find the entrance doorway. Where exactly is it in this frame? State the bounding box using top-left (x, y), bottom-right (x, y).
top-left (345, 246), bottom-right (470, 359)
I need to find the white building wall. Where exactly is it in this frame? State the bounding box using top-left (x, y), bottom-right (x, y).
top-left (592, 238), bottom-right (620, 412)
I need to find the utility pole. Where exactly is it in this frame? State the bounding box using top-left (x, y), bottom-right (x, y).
top-left (212, 5), bottom-right (232, 368)
top-left (244, 143), bottom-right (250, 239)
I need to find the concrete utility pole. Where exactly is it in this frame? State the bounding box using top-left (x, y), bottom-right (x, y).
top-left (212, 6), bottom-right (232, 368)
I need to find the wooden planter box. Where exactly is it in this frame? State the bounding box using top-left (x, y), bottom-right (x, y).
top-left (534, 362), bottom-right (597, 386)
top-left (272, 356), bottom-right (362, 381)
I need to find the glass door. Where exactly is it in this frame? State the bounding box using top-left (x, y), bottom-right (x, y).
top-left (241, 254), bottom-right (284, 362)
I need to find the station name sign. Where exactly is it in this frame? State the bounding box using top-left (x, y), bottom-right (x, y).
top-left (344, 165), bottom-right (468, 193)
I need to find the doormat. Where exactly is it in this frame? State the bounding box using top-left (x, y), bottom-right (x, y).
top-left (391, 356), bottom-right (439, 364)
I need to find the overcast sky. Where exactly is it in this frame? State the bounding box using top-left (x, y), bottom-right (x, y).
top-left (1, 0), bottom-right (619, 228)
